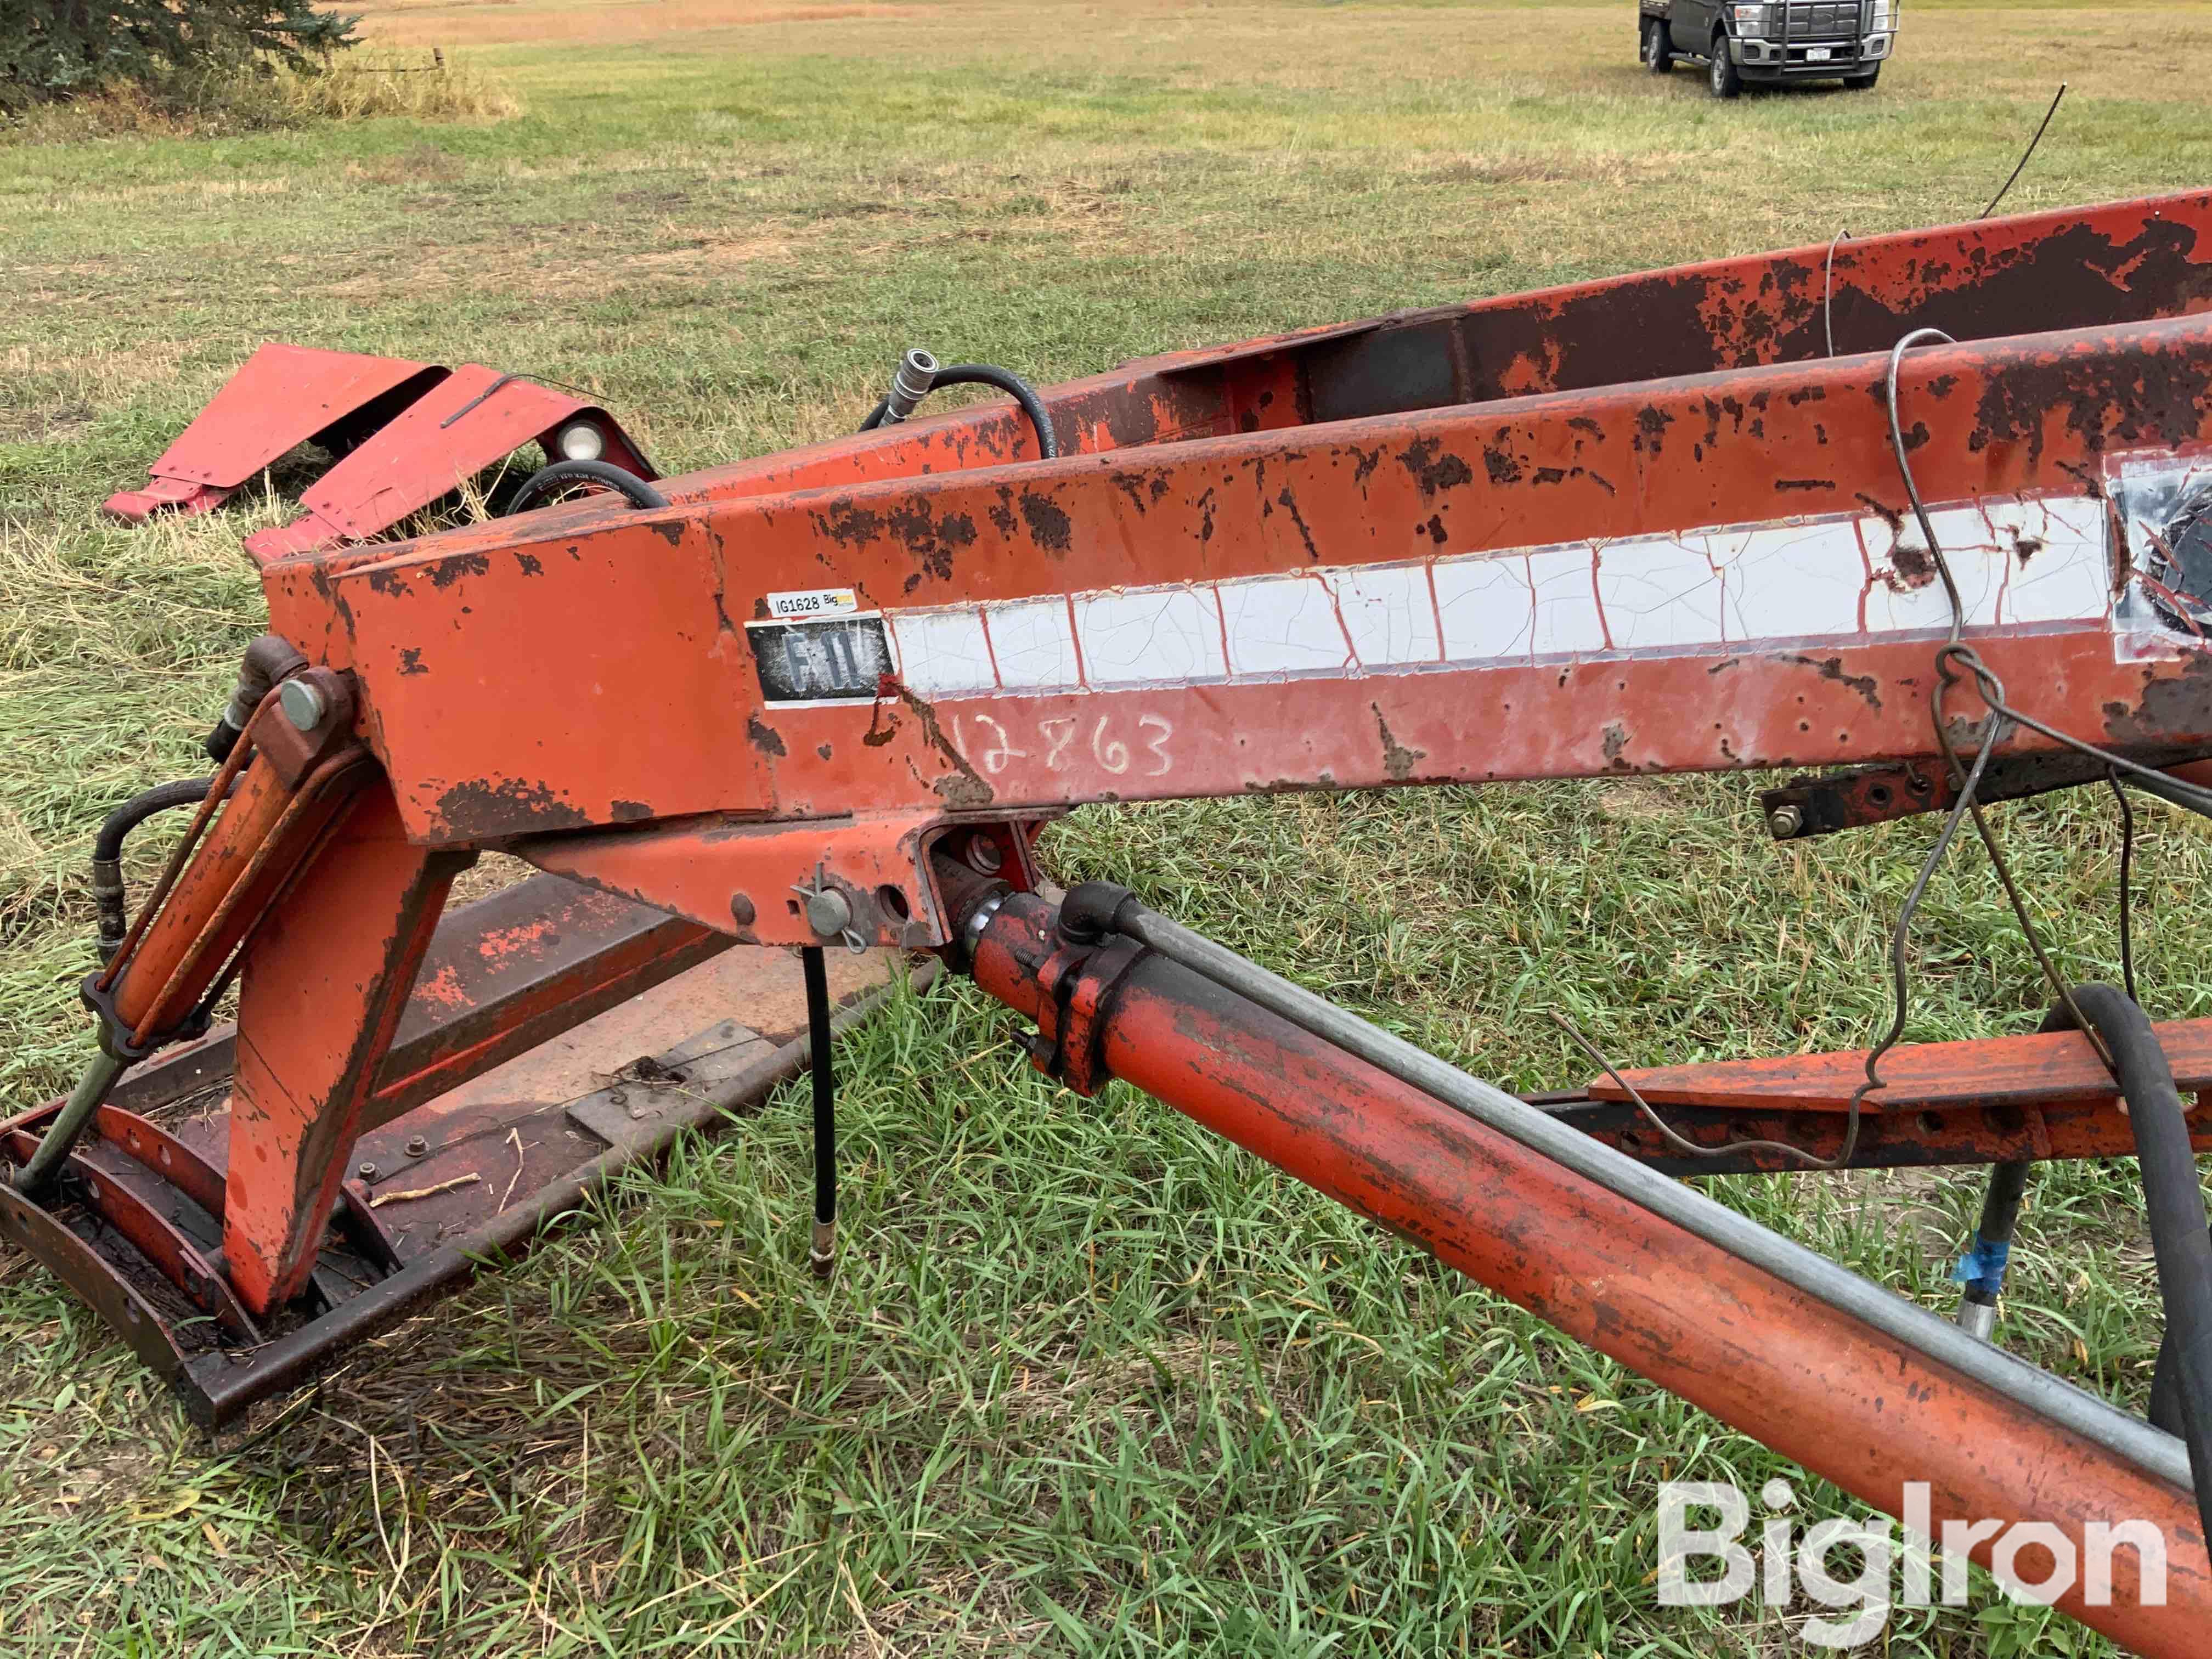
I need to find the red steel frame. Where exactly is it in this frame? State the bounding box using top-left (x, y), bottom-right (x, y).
top-left (19, 190), bottom-right (2212, 1650)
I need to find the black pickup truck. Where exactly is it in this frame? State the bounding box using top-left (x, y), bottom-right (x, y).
top-left (1640, 0), bottom-right (1894, 95)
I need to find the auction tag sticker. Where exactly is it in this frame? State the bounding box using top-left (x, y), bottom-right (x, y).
top-left (764, 588), bottom-right (860, 620)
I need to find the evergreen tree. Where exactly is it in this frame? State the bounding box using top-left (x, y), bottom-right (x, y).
top-left (2, 1), bottom-right (359, 108)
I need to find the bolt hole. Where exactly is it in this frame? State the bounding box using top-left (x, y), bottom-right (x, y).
top-left (876, 884), bottom-right (911, 922)
top-left (786, 899), bottom-right (802, 917)
top-left (159, 1146), bottom-right (171, 1167)
top-left (1868, 784), bottom-right (1892, 807)
top-left (1920, 1111), bottom-right (1943, 1135)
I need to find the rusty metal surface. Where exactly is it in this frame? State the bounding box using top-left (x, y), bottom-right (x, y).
top-left (1760, 751), bottom-right (2212, 839)
top-left (275, 314), bottom-right (2212, 859)
top-left (1546, 1094), bottom-right (2212, 1176)
top-left (333, 940), bottom-right (887, 1254)
top-left (183, 953), bottom-right (922, 1427)
top-left (3, 893), bottom-right (905, 1423)
top-left (0, 1181), bottom-right (208, 1387)
top-left (219, 779), bottom-right (465, 1313)
top-left (1587, 1014), bottom-right (2212, 1112)
top-left (0, 1127), bottom-right (256, 1339)
top-left (966, 887), bottom-right (2209, 1656)
top-left (40, 190), bottom-right (2212, 1468)
top-left (241, 366), bottom-right (655, 562)
top-left (517, 809), bottom-right (967, 949)
top-left (365, 871), bottom-right (727, 1124)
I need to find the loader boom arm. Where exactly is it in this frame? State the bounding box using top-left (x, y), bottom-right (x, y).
top-left (20, 190), bottom-right (2212, 1654)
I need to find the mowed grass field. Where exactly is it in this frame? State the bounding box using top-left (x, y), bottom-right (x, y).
top-left (8, 1), bottom-right (2212, 1652)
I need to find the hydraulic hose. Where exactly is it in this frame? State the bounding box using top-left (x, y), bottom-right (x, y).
top-left (2053, 983), bottom-right (2212, 1549)
top-left (860, 360), bottom-right (1060, 459)
top-left (90, 778), bottom-right (223, 961)
top-left (802, 944), bottom-right (837, 1278)
top-left (505, 459), bottom-right (669, 516)
top-left (204, 634), bottom-right (307, 764)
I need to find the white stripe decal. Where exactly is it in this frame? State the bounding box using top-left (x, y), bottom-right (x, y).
top-left (882, 493), bottom-right (2113, 699)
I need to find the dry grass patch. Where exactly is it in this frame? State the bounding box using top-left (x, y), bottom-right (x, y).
top-left (2, 52), bottom-right (520, 146)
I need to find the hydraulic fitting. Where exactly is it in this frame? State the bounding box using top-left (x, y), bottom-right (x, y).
top-left (879, 349), bottom-right (939, 426)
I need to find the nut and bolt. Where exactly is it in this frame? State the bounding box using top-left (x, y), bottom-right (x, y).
top-left (1767, 804), bottom-right (1804, 840)
top-left (405, 1135), bottom-right (428, 1158)
top-left (357, 1161), bottom-right (379, 1181)
top-left (279, 678), bottom-right (329, 732)
top-left (964, 835), bottom-right (1005, 875)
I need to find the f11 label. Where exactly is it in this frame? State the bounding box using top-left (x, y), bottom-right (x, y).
top-left (746, 610), bottom-right (891, 703)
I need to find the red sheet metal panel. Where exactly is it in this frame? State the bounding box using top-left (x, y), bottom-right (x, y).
top-left (103, 343), bottom-right (444, 521)
top-left (242, 368), bottom-right (656, 561)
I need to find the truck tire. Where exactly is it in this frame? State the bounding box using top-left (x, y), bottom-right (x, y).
top-left (1844, 63), bottom-right (1881, 88)
top-left (1708, 32), bottom-right (1742, 98)
top-left (1643, 18), bottom-right (1672, 72)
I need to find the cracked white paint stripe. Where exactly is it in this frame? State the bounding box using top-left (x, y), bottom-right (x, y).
top-left (883, 492), bottom-right (2114, 699)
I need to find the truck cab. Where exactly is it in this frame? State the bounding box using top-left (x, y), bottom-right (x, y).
top-left (1641, 0), bottom-right (1896, 95)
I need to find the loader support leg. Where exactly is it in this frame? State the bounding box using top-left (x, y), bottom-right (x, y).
top-left (222, 780), bottom-right (469, 1314)
top-left (962, 888), bottom-right (2212, 1655)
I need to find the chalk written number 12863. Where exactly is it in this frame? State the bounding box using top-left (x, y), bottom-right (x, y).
top-left (953, 712), bottom-right (1174, 778)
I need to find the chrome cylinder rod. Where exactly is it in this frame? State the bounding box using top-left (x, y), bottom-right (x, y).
top-left (11, 1049), bottom-right (129, 1199)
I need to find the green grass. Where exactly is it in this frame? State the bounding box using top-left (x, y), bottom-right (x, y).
top-left (5, 1), bottom-right (2212, 1652)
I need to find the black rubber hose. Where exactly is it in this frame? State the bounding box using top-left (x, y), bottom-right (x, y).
top-left (2054, 983), bottom-right (2212, 1546)
top-left (205, 634), bottom-right (308, 764)
top-left (1957, 1010), bottom-right (2072, 1314)
top-left (802, 944), bottom-right (837, 1278)
top-left (91, 778), bottom-right (220, 960)
top-left (1959, 1160), bottom-right (2031, 1312)
top-left (860, 363), bottom-right (1060, 459)
top-left (504, 459), bottom-right (669, 516)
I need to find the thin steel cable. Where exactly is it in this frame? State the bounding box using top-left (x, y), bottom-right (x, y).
top-left (1557, 710), bottom-right (2009, 1173)
top-left (1979, 84), bottom-right (2067, 219)
top-left (1882, 331), bottom-right (2117, 1071)
top-left (1555, 326), bottom-right (2173, 1164)
top-left (1823, 228), bottom-right (1851, 358)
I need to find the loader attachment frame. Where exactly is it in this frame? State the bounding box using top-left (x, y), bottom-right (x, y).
top-left (21, 189), bottom-right (2212, 1651)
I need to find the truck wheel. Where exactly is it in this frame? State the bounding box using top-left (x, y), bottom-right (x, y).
top-left (1708, 33), bottom-right (1742, 98)
top-left (1643, 19), bottom-right (1672, 72)
top-left (1844, 63), bottom-right (1881, 88)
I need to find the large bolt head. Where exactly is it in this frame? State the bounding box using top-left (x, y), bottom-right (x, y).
top-left (280, 679), bottom-right (328, 732)
top-left (804, 885), bottom-right (854, 938)
top-left (1767, 804), bottom-right (1804, 839)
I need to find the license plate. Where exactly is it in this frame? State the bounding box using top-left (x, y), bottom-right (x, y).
top-left (1805, 46), bottom-right (1832, 60)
